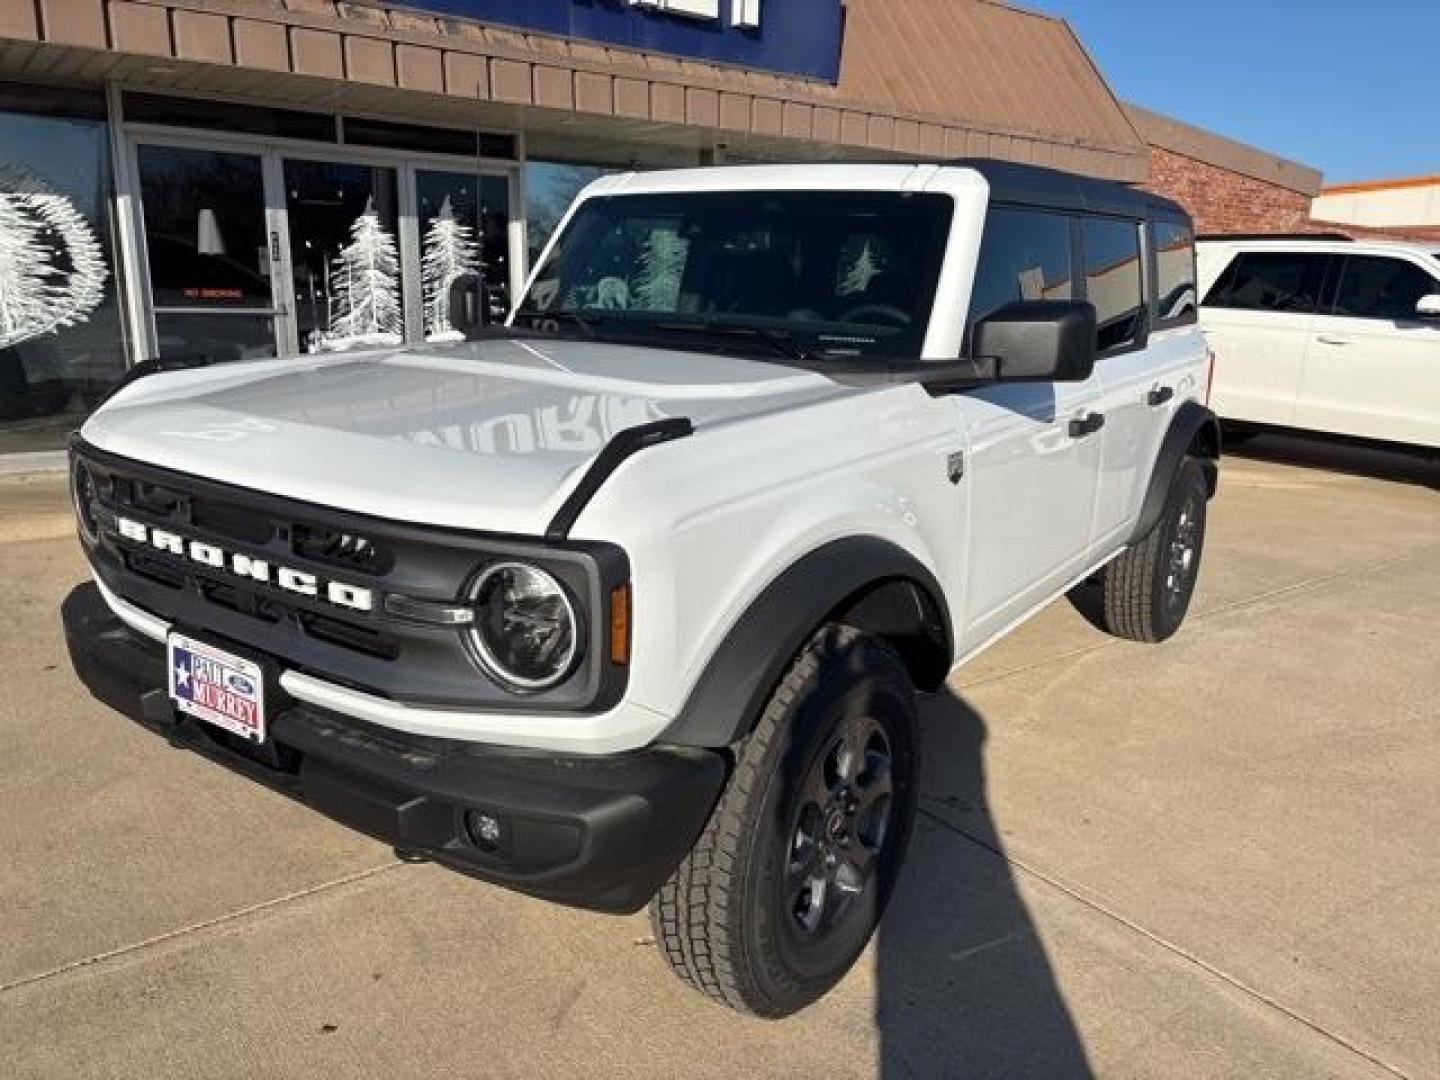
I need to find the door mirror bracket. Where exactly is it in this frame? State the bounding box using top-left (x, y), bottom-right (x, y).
top-left (1416, 294), bottom-right (1440, 319)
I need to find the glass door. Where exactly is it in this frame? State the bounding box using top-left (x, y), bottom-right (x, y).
top-left (283, 159), bottom-right (403, 354)
top-left (415, 169), bottom-right (512, 339)
top-left (135, 145), bottom-right (286, 363)
top-left (129, 138), bottom-right (520, 361)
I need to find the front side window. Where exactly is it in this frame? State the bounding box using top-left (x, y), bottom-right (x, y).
top-left (1153, 221), bottom-right (1197, 325)
top-left (967, 207), bottom-right (1073, 334)
top-left (517, 191), bottom-right (953, 360)
top-left (1330, 256), bottom-right (1440, 321)
top-left (1203, 252), bottom-right (1331, 314)
top-left (1082, 217), bottom-right (1145, 352)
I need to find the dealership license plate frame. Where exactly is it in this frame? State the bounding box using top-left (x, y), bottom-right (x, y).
top-left (167, 631), bottom-right (268, 743)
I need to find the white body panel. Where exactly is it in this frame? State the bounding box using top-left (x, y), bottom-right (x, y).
top-left (1296, 312), bottom-right (1440, 444)
top-left (952, 380), bottom-right (1102, 650)
top-left (1200, 238), bottom-right (1440, 447)
top-left (1091, 326), bottom-right (1203, 550)
top-left (83, 164), bottom-right (1210, 753)
top-left (83, 339), bottom-right (850, 535)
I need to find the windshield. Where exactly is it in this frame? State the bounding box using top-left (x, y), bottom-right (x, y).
top-left (513, 190), bottom-right (953, 361)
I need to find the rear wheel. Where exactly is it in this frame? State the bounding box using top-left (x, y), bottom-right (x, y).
top-left (650, 625), bottom-right (919, 1018)
top-left (1096, 456), bottom-right (1208, 643)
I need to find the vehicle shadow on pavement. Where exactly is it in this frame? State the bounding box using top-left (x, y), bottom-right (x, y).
top-left (1225, 432), bottom-right (1440, 490)
top-left (876, 688), bottom-right (1092, 1079)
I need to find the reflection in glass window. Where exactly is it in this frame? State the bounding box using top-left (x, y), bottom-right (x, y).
top-left (0, 91), bottom-right (126, 452)
top-left (523, 161), bottom-right (616, 266)
top-left (1082, 217), bottom-right (1144, 352)
top-left (416, 171), bottom-right (510, 338)
top-left (149, 312), bottom-right (276, 366)
top-left (1153, 221), bottom-right (1197, 325)
top-left (517, 190), bottom-right (952, 360)
top-left (968, 208), bottom-right (1073, 329)
top-left (138, 147), bottom-right (271, 308)
top-left (284, 160), bottom-right (403, 353)
top-left (1332, 256), bottom-right (1439, 321)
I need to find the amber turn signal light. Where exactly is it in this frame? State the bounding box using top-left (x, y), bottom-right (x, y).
top-left (609, 583), bottom-right (631, 666)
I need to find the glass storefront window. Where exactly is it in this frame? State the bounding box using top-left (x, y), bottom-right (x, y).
top-left (0, 87), bottom-right (127, 453)
top-left (416, 170), bottom-right (511, 337)
top-left (284, 159), bottom-right (403, 354)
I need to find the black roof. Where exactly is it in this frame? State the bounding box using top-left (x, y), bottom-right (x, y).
top-left (952, 159), bottom-right (1190, 225)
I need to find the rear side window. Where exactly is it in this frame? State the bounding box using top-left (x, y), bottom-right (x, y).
top-left (968, 208), bottom-right (1073, 329)
top-left (1153, 221), bottom-right (1197, 327)
top-left (1081, 217), bottom-right (1145, 352)
top-left (1203, 252), bottom-right (1330, 313)
top-left (1331, 256), bottom-right (1440, 321)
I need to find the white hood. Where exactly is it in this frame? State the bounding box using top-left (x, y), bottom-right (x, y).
top-left (81, 338), bottom-right (852, 534)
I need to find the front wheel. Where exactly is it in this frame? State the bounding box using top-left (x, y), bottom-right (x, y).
top-left (650, 626), bottom-right (919, 1018)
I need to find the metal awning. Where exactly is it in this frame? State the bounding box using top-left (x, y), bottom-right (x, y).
top-left (0, 0), bottom-right (1149, 180)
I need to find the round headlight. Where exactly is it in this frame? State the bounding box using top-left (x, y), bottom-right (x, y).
top-left (71, 461), bottom-right (99, 544)
top-left (466, 562), bottom-right (580, 692)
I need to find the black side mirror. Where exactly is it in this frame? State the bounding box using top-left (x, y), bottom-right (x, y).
top-left (446, 271), bottom-right (488, 339)
top-left (972, 300), bottom-right (1098, 383)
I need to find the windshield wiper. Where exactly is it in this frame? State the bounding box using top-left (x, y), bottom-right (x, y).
top-left (650, 319), bottom-right (818, 365)
top-left (514, 308), bottom-right (597, 340)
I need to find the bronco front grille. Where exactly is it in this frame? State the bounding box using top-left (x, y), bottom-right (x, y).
top-left (70, 439), bottom-right (629, 713)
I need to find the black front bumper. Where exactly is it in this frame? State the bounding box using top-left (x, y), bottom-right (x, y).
top-left (62, 582), bottom-right (726, 914)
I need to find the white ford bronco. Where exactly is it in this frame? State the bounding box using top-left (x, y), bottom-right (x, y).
top-left (63, 162), bottom-right (1218, 1017)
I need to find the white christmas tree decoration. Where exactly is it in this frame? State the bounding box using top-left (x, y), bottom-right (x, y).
top-left (0, 164), bottom-right (108, 349)
top-left (420, 195), bottom-right (480, 342)
top-left (631, 228), bottom-right (688, 312)
top-left (322, 197), bottom-right (403, 351)
top-left (838, 239), bottom-right (880, 297)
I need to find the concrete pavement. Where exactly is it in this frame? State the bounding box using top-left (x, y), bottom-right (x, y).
top-left (1, 436), bottom-right (1436, 1078)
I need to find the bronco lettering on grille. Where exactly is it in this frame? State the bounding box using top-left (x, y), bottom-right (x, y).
top-left (114, 516), bottom-right (374, 612)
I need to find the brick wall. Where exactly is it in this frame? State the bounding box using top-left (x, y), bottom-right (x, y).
top-left (1141, 146), bottom-right (1322, 235)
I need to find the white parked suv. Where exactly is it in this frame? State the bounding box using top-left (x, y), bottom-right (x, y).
top-left (1199, 236), bottom-right (1440, 449)
top-left (63, 162), bottom-right (1218, 1017)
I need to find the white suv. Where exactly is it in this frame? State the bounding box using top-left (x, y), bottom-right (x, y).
top-left (64, 162), bottom-right (1217, 1017)
top-left (1199, 237), bottom-right (1440, 449)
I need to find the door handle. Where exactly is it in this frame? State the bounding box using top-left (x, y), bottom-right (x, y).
top-left (1316, 336), bottom-right (1351, 346)
top-left (1068, 412), bottom-right (1106, 438)
top-left (1148, 385), bottom-right (1175, 407)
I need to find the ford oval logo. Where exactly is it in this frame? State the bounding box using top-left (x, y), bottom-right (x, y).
top-left (227, 673), bottom-right (256, 695)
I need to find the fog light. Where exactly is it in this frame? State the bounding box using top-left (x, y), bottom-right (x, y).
top-left (465, 809), bottom-right (504, 852)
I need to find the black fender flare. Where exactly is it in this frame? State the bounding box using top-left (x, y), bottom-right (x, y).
top-left (659, 536), bottom-right (953, 749)
top-left (1132, 400), bottom-right (1221, 543)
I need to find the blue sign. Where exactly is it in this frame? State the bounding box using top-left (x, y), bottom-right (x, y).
top-left (402, 1), bottom-right (843, 83)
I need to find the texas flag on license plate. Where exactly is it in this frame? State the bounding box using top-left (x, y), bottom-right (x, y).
top-left (167, 633), bottom-right (266, 743)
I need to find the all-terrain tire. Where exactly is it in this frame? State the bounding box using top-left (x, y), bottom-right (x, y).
top-left (649, 625), bottom-right (919, 1018)
top-left (1096, 456), bottom-right (1208, 643)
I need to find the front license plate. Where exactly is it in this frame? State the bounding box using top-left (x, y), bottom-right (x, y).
top-left (167, 632), bottom-right (266, 743)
